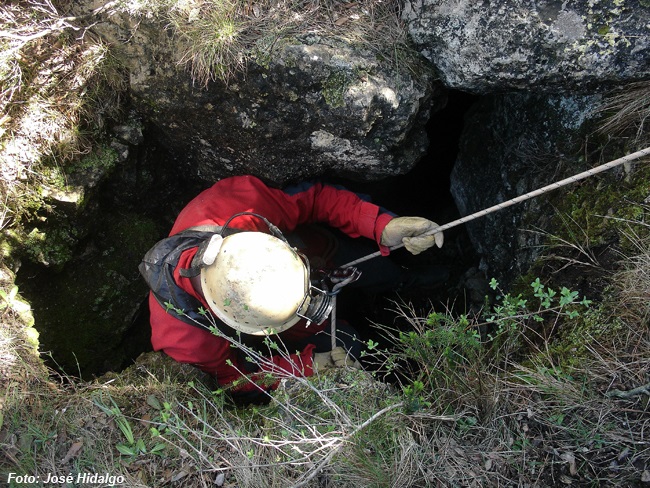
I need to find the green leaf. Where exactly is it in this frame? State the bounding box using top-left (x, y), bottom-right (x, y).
top-left (146, 395), bottom-right (162, 410)
top-left (116, 443), bottom-right (136, 456)
top-left (150, 443), bottom-right (166, 454)
top-left (559, 288), bottom-right (579, 306)
top-left (135, 438), bottom-right (146, 453)
top-left (116, 418), bottom-right (135, 445)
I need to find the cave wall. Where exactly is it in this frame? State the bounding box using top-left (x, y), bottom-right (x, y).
top-left (450, 93), bottom-right (603, 280)
top-left (404, 0), bottom-right (650, 281)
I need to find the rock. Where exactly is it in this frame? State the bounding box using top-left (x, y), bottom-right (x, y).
top-left (450, 92), bottom-right (602, 280)
top-left (87, 7), bottom-right (445, 186)
top-left (112, 122), bottom-right (144, 146)
top-left (403, 0), bottom-right (650, 93)
top-left (16, 213), bottom-right (162, 379)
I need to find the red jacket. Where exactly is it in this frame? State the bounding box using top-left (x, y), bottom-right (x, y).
top-left (148, 175), bottom-right (393, 392)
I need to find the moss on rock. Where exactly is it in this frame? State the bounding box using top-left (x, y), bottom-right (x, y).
top-left (322, 69), bottom-right (353, 108)
top-left (16, 211), bottom-right (161, 379)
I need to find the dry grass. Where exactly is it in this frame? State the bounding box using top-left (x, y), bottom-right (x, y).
top-left (116, 0), bottom-right (413, 86)
top-left (1, 4), bottom-right (650, 488)
top-left (612, 218), bottom-right (650, 325)
top-left (360, 249), bottom-right (650, 486)
top-left (2, 217), bottom-right (650, 486)
top-left (596, 81), bottom-right (650, 143)
top-left (0, 1), bottom-right (125, 239)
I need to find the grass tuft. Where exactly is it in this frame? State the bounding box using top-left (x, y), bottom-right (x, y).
top-left (595, 81), bottom-right (650, 143)
top-left (116, 0), bottom-right (415, 86)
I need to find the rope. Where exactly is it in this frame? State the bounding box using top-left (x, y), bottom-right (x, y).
top-left (331, 296), bottom-right (337, 350)
top-left (342, 146), bottom-right (650, 268)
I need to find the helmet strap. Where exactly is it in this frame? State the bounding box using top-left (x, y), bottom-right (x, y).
top-left (221, 212), bottom-right (289, 244)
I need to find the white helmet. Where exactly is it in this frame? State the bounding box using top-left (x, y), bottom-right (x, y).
top-left (200, 231), bottom-right (329, 335)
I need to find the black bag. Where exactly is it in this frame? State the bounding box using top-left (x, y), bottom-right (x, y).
top-left (139, 228), bottom-right (220, 331)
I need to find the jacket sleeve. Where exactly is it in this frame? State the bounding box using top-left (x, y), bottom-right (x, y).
top-left (169, 175), bottom-right (395, 255)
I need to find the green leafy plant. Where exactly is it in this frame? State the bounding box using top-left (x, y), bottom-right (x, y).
top-left (93, 393), bottom-right (165, 458)
top-left (376, 278), bottom-right (593, 412)
top-left (485, 278), bottom-right (591, 348)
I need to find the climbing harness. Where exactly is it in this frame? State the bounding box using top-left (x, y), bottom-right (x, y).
top-left (343, 146), bottom-right (650, 269)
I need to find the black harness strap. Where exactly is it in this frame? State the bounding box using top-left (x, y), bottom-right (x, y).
top-left (139, 228), bottom-right (219, 332)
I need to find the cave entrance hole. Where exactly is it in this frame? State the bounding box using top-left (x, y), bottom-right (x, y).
top-left (16, 90), bottom-right (481, 381)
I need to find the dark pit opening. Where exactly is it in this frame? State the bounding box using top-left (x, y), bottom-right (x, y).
top-left (16, 90), bottom-right (481, 380)
top-left (331, 91), bottom-right (481, 352)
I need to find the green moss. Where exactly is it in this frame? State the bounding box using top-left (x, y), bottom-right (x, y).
top-left (23, 225), bottom-right (79, 268)
top-left (512, 148), bottom-right (650, 370)
top-left (251, 35), bottom-right (297, 70)
top-left (322, 70), bottom-right (352, 108)
top-left (24, 325), bottom-right (39, 347)
top-left (41, 164), bottom-right (68, 190)
top-left (16, 212), bottom-right (162, 379)
top-left (547, 159), bottom-right (650, 252)
top-left (535, 301), bottom-right (623, 369)
top-left (0, 236), bottom-right (15, 260)
top-left (71, 145), bottom-right (119, 174)
top-left (597, 25), bottom-right (610, 36)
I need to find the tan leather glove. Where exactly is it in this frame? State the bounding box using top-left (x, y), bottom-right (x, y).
top-left (330, 347), bottom-right (362, 369)
top-left (381, 216), bottom-right (444, 255)
top-left (313, 351), bottom-right (335, 372)
top-left (313, 347), bottom-right (361, 372)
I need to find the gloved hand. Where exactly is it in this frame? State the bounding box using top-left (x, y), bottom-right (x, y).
top-left (313, 351), bottom-right (335, 371)
top-left (313, 347), bottom-right (361, 372)
top-left (330, 347), bottom-right (362, 369)
top-left (381, 216), bottom-right (444, 255)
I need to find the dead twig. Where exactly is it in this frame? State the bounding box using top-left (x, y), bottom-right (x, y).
top-left (606, 382), bottom-right (650, 399)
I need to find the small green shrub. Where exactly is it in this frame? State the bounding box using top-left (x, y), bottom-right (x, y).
top-left (372, 278), bottom-right (592, 415)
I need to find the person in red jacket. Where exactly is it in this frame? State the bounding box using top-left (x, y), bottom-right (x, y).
top-left (139, 175), bottom-right (443, 400)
